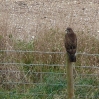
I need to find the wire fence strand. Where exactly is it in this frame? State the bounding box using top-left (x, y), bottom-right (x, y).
top-left (1, 50), bottom-right (99, 56)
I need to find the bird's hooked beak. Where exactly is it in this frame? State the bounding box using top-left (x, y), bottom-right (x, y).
top-left (65, 29), bottom-right (68, 34)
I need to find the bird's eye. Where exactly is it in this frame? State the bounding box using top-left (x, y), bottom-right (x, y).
top-left (66, 29), bottom-right (70, 33)
top-left (66, 30), bottom-right (68, 33)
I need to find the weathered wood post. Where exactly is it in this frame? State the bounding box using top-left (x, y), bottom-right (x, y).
top-left (66, 53), bottom-right (74, 99)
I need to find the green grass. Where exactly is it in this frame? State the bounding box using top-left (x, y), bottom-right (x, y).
top-left (0, 73), bottom-right (66, 99)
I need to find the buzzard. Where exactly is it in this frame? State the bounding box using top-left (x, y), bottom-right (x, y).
top-left (64, 27), bottom-right (77, 62)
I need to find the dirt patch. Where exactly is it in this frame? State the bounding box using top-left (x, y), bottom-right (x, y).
top-left (0, 0), bottom-right (99, 41)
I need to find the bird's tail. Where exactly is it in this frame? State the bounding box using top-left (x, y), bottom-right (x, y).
top-left (69, 54), bottom-right (76, 62)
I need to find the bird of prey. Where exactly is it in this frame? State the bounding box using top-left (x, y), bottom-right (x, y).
top-left (64, 27), bottom-right (77, 62)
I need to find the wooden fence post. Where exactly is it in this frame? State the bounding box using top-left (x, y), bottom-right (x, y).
top-left (66, 53), bottom-right (74, 99)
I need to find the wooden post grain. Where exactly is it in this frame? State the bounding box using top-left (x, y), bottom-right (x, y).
top-left (66, 53), bottom-right (74, 99)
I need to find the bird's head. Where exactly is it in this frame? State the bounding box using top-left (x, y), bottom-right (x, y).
top-left (65, 27), bottom-right (73, 34)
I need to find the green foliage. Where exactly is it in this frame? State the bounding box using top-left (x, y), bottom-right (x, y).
top-left (75, 76), bottom-right (99, 98)
top-left (0, 74), bottom-right (66, 99)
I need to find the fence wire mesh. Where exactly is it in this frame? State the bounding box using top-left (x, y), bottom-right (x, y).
top-left (0, 50), bottom-right (99, 99)
top-left (0, 0), bottom-right (99, 99)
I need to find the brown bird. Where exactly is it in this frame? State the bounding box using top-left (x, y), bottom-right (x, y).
top-left (64, 27), bottom-right (77, 62)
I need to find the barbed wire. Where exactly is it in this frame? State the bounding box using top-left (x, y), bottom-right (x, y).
top-left (1, 70), bottom-right (99, 78)
top-left (1, 81), bottom-right (99, 88)
top-left (1, 50), bottom-right (99, 56)
top-left (0, 50), bottom-right (65, 54)
top-left (0, 63), bottom-right (64, 67)
top-left (0, 62), bottom-right (99, 69)
top-left (0, 70), bottom-right (65, 75)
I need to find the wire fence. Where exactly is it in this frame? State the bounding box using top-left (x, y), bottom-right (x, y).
top-left (0, 50), bottom-right (99, 99)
